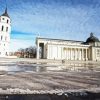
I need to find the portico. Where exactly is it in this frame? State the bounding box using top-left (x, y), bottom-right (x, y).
top-left (36, 33), bottom-right (100, 61)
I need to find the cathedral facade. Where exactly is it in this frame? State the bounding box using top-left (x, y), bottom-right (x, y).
top-left (36, 33), bottom-right (100, 61)
top-left (0, 8), bottom-right (11, 57)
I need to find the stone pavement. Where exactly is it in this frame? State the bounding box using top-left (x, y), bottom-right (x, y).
top-left (0, 58), bottom-right (99, 94)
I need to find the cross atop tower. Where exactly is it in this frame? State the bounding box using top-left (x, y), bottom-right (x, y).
top-left (90, 32), bottom-right (94, 37)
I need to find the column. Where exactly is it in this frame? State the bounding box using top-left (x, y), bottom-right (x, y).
top-left (79, 49), bottom-right (81, 60)
top-left (68, 48), bottom-right (70, 60)
top-left (82, 48), bottom-right (84, 60)
top-left (66, 48), bottom-right (68, 60)
top-left (64, 48), bottom-right (66, 59)
top-left (61, 47), bottom-right (63, 59)
top-left (73, 48), bottom-right (75, 60)
top-left (48, 45), bottom-right (50, 59)
top-left (57, 46), bottom-right (58, 59)
top-left (69, 48), bottom-right (71, 60)
top-left (77, 48), bottom-right (79, 60)
top-left (72, 48), bottom-right (74, 60)
top-left (78, 48), bottom-right (81, 60)
top-left (75, 48), bottom-right (77, 60)
top-left (85, 49), bottom-right (88, 60)
top-left (37, 43), bottom-right (39, 59)
top-left (70, 48), bottom-right (72, 60)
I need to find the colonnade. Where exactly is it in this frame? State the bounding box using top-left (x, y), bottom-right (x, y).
top-left (36, 40), bottom-right (89, 61)
top-left (63, 48), bottom-right (88, 61)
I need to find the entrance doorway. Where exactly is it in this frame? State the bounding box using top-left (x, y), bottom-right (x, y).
top-left (39, 43), bottom-right (44, 59)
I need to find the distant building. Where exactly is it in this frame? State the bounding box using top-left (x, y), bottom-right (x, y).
top-left (0, 8), bottom-right (11, 57)
top-left (36, 33), bottom-right (100, 61)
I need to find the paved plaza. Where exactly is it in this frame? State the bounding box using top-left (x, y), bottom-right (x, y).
top-left (0, 58), bottom-right (100, 94)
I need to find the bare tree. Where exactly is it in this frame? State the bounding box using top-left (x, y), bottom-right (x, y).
top-left (16, 46), bottom-right (36, 58)
top-left (18, 48), bottom-right (25, 58)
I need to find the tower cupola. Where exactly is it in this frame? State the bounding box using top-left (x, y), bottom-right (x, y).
top-left (1, 7), bottom-right (10, 18)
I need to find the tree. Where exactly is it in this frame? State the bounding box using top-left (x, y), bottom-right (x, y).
top-left (16, 46), bottom-right (36, 58)
top-left (18, 48), bottom-right (25, 58)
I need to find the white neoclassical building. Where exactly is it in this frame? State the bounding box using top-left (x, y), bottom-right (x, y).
top-left (0, 8), bottom-right (11, 57)
top-left (36, 33), bottom-right (100, 61)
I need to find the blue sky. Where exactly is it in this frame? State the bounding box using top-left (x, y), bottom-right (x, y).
top-left (0, 0), bottom-right (100, 51)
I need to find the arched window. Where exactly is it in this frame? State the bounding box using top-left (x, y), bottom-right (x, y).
top-left (2, 18), bottom-right (4, 20)
top-left (1, 26), bottom-right (4, 31)
top-left (1, 36), bottom-right (2, 40)
top-left (7, 19), bottom-right (9, 23)
top-left (6, 52), bottom-right (8, 56)
top-left (6, 27), bottom-right (8, 32)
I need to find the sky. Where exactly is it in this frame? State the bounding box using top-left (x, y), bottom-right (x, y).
top-left (0, 0), bottom-right (100, 51)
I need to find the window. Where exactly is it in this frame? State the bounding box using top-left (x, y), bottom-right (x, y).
top-left (1, 36), bottom-right (2, 40)
top-left (1, 26), bottom-right (4, 31)
top-left (2, 18), bottom-right (4, 20)
top-left (6, 27), bottom-right (8, 32)
top-left (6, 52), bottom-right (8, 56)
top-left (7, 20), bottom-right (9, 23)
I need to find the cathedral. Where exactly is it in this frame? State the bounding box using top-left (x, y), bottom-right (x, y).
top-left (0, 8), bottom-right (11, 57)
top-left (36, 33), bottom-right (100, 61)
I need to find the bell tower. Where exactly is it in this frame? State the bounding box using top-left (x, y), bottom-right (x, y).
top-left (0, 7), bottom-right (11, 57)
